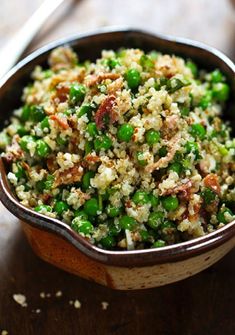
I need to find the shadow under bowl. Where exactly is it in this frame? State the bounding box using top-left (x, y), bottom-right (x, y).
top-left (0, 27), bottom-right (235, 290)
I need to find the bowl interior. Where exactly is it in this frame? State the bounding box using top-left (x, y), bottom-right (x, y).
top-left (0, 28), bottom-right (235, 266)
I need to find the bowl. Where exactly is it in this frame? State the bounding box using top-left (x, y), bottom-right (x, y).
top-left (0, 27), bottom-right (235, 290)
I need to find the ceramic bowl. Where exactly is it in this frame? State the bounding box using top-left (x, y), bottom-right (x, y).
top-left (0, 27), bottom-right (235, 290)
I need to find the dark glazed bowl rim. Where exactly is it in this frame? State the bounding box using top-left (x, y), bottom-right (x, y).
top-left (0, 27), bottom-right (235, 267)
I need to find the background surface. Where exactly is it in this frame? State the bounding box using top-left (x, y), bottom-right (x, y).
top-left (0, 0), bottom-right (234, 334)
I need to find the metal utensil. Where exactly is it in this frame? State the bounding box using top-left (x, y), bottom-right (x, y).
top-left (0, 0), bottom-right (65, 79)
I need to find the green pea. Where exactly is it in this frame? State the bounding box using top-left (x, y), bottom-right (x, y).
top-left (212, 83), bottom-right (230, 101)
top-left (186, 60), bottom-right (198, 77)
top-left (107, 58), bottom-right (120, 69)
top-left (82, 171), bottom-right (95, 190)
top-left (190, 123), bottom-right (206, 140)
top-left (70, 83), bottom-right (86, 104)
top-left (71, 219), bottom-right (94, 236)
top-left (78, 104), bottom-right (93, 119)
top-left (125, 69), bottom-right (141, 89)
top-left (17, 126), bottom-right (28, 136)
top-left (132, 191), bottom-right (150, 205)
top-left (119, 215), bottom-right (136, 230)
top-left (56, 136), bottom-right (68, 146)
top-left (35, 205), bottom-right (52, 213)
top-left (168, 162), bottom-right (182, 175)
top-left (149, 194), bottom-right (159, 207)
top-left (210, 69), bottom-right (223, 83)
top-left (162, 196), bottom-right (179, 211)
top-left (30, 105), bottom-right (46, 122)
top-left (180, 106), bottom-right (190, 117)
top-left (94, 135), bottom-right (112, 151)
top-left (85, 141), bottom-right (93, 155)
top-left (43, 69), bottom-right (53, 78)
top-left (54, 201), bottom-right (69, 215)
top-left (217, 207), bottom-right (234, 223)
top-left (36, 139), bottom-right (51, 157)
top-left (140, 54), bottom-right (154, 70)
top-left (136, 152), bottom-right (147, 166)
top-left (117, 124), bottom-right (134, 142)
top-left (145, 129), bottom-right (160, 146)
top-left (139, 230), bottom-right (150, 242)
top-left (152, 239), bottom-right (166, 248)
top-left (74, 210), bottom-right (88, 220)
top-left (149, 51), bottom-right (159, 60)
top-left (84, 198), bottom-right (99, 216)
top-left (199, 91), bottom-right (212, 110)
top-left (106, 205), bottom-right (122, 218)
top-left (147, 211), bottom-right (164, 229)
top-left (87, 122), bottom-right (98, 137)
top-left (100, 235), bottom-right (116, 249)
top-left (159, 146), bottom-right (167, 157)
top-left (21, 105), bottom-right (31, 122)
top-left (19, 135), bottom-right (36, 152)
top-left (40, 116), bottom-right (50, 130)
top-left (109, 223), bottom-right (121, 236)
top-left (201, 188), bottom-right (216, 205)
top-left (218, 145), bottom-right (229, 156)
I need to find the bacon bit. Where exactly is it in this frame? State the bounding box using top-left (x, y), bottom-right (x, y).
top-left (50, 115), bottom-right (69, 130)
top-left (41, 193), bottom-right (52, 204)
top-left (203, 173), bottom-right (221, 195)
top-left (95, 95), bottom-right (116, 130)
top-left (146, 133), bottom-right (181, 173)
top-left (125, 200), bottom-right (132, 208)
top-left (163, 180), bottom-right (192, 198)
top-left (53, 165), bottom-right (83, 188)
top-left (68, 115), bottom-right (78, 129)
top-left (21, 162), bottom-right (30, 171)
top-left (86, 73), bottom-right (120, 87)
top-left (84, 154), bottom-right (100, 164)
top-left (47, 157), bottom-right (59, 173)
top-left (55, 83), bottom-right (70, 102)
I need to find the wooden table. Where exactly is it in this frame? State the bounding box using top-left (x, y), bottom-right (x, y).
top-left (0, 1), bottom-right (235, 334)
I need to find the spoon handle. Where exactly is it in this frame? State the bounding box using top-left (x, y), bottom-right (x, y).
top-left (0, 0), bottom-right (65, 79)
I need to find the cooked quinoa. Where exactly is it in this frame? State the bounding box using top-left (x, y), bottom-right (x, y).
top-left (0, 46), bottom-right (235, 250)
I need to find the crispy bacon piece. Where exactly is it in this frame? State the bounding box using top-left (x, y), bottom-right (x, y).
top-left (146, 133), bottom-right (181, 173)
top-left (85, 154), bottom-right (100, 164)
top-left (203, 173), bottom-right (221, 195)
top-left (163, 180), bottom-right (192, 198)
top-left (50, 114), bottom-right (69, 130)
top-left (95, 95), bottom-right (117, 130)
top-left (47, 157), bottom-right (59, 173)
top-left (41, 193), bottom-right (52, 204)
top-left (125, 200), bottom-right (132, 208)
top-left (86, 73), bottom-right (120, 87)
top-left (55, 83), bottom-right (70, 102)
top-left (21, 162), bottom-right (30, 171)
top-left (53, 165), bottom-right (83, 188)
